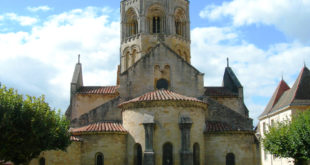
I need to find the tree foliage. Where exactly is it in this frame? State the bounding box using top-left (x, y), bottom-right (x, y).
top-left (263, 110), bottom-right (310, 165)
top-left (0, 85), bottom-right (71, 165)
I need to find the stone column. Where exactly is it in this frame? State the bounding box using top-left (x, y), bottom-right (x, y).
top-left (143, 114), bottom-right (155, 165)
top-left (179, 116), bottom-right (193, 165)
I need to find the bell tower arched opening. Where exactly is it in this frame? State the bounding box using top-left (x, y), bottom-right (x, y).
top-left (125, 8), bottom-right (138, 37)
top-left (147, 4), bottom-right (165, 34)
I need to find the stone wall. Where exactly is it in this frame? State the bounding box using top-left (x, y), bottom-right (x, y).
top-left (119, 44), bottom-right (204, 100)
top-left (80, 134), bottom-right (127, 165)
top-left (71, 97), bottom-right (122, 127)
top-left (205, 132), bottom-right (259, 165)
top-left (30, 134), bottom-right (127, 165)
top-left (123, 105), bottom-right (206, 165)
top-left (71, 93), bottom-right (118, 120)
top-left (29, 142), bottom-right (82, 165)
top-left (203, 97), bottom-right (253, 130)
top-left (212, 97), bottom-right (247, 116)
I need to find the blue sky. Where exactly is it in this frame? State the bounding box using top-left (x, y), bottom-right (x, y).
top-left (0, 0), bottom-right (309, 126)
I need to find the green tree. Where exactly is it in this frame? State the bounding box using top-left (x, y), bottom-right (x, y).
top-left (0, 85), bottom-right (71, 165)
top-left (263, 110), bottom-right (310, 165)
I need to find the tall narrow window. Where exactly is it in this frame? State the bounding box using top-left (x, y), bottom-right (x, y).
top-left (163, 142), bottom-right (173, 165)
top-left (39, 157), bottom-right (45, 165)
top-left (226, 153), bottom-right (235, 165)
top-left (153, 17), bottom-right (160, 33)
top-left (134, 143), bottom-right (142, 165)
top-left (96, 152), bottom-right (104, 165)
top-left (193, 143), bottom-right (200, 165)
top-left (175, 21), bottom-right (181, 35)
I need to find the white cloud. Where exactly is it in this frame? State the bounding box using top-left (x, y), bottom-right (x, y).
top-left (4, 13), bottom-right (38, 26)
top-left (0, 7), bottom-right (120, 111)
top-left (191, 26), bottom-right (310, 124)
top-left (200, 0), bottom-right (310, 43)
top-left (27, 6), bottom-right (52, 12)
top-left (0, 5), bottom-right (309, 125)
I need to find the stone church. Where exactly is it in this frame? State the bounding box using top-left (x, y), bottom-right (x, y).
top-left (30, 0), bottom-right (259, 164)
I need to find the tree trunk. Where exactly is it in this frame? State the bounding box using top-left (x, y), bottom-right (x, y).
top-left (295, 159), bottom-right (308, 165)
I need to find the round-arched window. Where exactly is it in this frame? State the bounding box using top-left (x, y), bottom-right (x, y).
top-left (226, 153), bottom-right (235, 165)
top-left (39, 157), bottom-right (45, 165)
top-left (156, 78), bottom-right (169, 90)
top-left (95, 152), bottom-right (104, 165)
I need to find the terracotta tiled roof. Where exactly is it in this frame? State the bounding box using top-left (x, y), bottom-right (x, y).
top-left (70, 136), bottom-right (82, 142)
top-left (77, 86), bottom-right (118, 94)
top-left (119, 89), bottom-right (204, 107)
top-left (204, 87), bottom-right (238, 97)
top-left (70, 122), bottom-right (127, 135)
top-left (205, 121), bottom-right (233, 133)
top-left (0, 161), bottom-right (13, 165)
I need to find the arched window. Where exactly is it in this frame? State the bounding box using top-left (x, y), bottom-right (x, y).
top-left (95, 152), bottom-right (104, 165)
top-left (125, 51), bottom-right (130, 69)
top-left (156, 78), bottom-right (169, 90)
top-left (226, 153), bottom-right (235, 165)
top-left (163, 142), bottom-right (173, 165)
top-left (175, 21), bottom-right (181, 35)
top-left (132, 49), bottom-right (137, 64)
top-left (174, 8), bottom-right (186, 37)
top-left (193, 143), bottom-right (200, 165)
top-left (39, 157), bottom-right (45, 165)
top-left (134, 143), bottom-right (142, 165)
top-left (125, 8), bottom-right (138, 37)
top-left (147, 4), bottom-right (164, 34)
top-left (153, 16), bottom-right (161, 33)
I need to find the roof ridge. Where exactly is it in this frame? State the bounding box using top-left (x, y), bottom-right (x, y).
top-left (118, 89), bottom-right (206, 108)
top-left (291, 66), bottom-right (310, 102)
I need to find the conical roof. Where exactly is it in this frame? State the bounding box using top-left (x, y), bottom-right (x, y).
top-left (259, 80), bottom-right (290, 118)
top-left (260, 67), bottom-right (310, 118)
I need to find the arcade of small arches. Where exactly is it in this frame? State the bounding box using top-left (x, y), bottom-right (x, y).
top-left (123, 5), bottom-right (188, 38)
top-left (175, 45), bottom-right (190, 62)
top-left (122, 46), bottom-right (140, 70)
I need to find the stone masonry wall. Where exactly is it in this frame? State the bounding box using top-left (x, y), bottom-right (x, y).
top-left (71, 97), bottom-right (122, 127)
top-left (203, 97), bottom-right (253, 130)
top-left (29, 142), bottom-right (82, 165)
top-left (205, 133), bottom-right (259, 165)
top-left (119, 44), bottom-right (204, 100)
top-left (123, 105), bottom-right (206, 165)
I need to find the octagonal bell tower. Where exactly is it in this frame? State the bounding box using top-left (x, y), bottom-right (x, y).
top-left (120, 0), bottom-right (191, 73)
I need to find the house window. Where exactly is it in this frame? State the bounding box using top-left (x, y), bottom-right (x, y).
top-left (39, 157), bottom-right (45, 165)
top-left (95, 152), bottom-right (104, 165)
top-left (193, 143), bottom-right (200, 165)
top-left (134, 143), bottom-right (142, 165)
top-left (163, 142), bottom-right (173, 165)
top-left (226, 153), bottom-right (235, 165)
top-left (263, 122), bottom-right (266, 134)
top-left (153, 16), bottom-right (160, 33)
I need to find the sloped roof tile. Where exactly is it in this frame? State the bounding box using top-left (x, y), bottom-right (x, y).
top-left (204, 87), bottom-right (238, 97)
top-left (205, 121), bottom-right (233, 133)
top-left (70, 122), bottom-right (127, 135)
top-left (77, 86), bottom-right (118, 94)
top-left (119, 89), bottom-right (204, 107)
